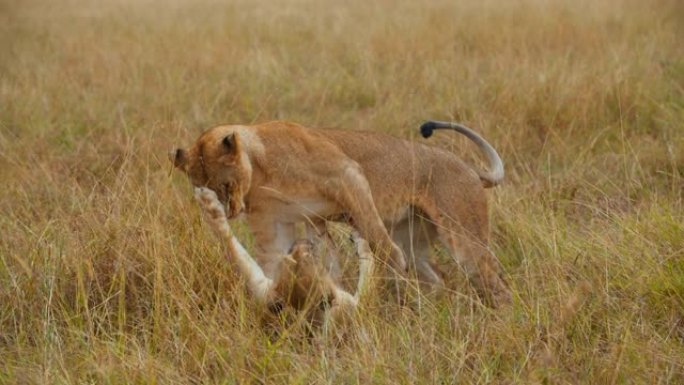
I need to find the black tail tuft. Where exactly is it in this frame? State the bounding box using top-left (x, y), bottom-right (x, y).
top-left (420, 121), bottom-right (438, 138)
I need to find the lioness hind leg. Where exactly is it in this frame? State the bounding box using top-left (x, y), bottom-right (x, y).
top-left (419, 220), bottom-right (510, 307)
top-left (390, 216), bottom-right (444, 289)
top-left (442, 233), bottom-right (511, 307)
top-left (415, 204), bottom-right (510, 307)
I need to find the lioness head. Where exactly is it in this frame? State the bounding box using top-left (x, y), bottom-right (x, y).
top-left (170, 127), bottom-right (252, 218)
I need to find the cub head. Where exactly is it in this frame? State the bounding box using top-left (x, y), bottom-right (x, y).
top-left (170, 126), bottom-right (252, 218)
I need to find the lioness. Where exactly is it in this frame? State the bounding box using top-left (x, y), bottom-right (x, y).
top-left (171, 120), bottom-right (510, 307)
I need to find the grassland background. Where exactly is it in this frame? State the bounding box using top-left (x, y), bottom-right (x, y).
top-left (1, 0), bottom-right (682, 383)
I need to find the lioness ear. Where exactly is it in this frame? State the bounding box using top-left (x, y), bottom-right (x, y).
top-left (220, 134), bottom-right (241, 165)
top-left (170, 148), bottom-right (188, 170)
top-left (222, 134), bottom-right (236, 152)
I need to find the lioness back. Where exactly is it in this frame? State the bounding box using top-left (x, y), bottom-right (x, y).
top-left (313, 127), bottom-right (486, 220)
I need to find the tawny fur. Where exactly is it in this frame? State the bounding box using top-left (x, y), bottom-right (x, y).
top-left (193, 187), bottom-right (363, 326)
top-left (174, 120), bottom-right (510, 307)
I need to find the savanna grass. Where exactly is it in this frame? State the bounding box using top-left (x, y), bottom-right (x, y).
top-left (1, 0), bottom-right (682, 383)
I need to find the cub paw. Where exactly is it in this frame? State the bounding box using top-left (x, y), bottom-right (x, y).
top-left (194, 187), bottom-right (227, 224)
top-left (194, 187), bottom-right (220, 206)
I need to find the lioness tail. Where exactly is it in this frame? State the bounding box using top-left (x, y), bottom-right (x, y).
top-left (420, 120), bottom-right (504, 188)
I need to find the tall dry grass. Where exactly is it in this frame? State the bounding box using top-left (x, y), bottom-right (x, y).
top-left (1, 0), bottom-right (682, 383)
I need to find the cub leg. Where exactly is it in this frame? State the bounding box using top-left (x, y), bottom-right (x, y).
top-left (349, 229), bottom-right (375, 303)
top-left (305, 220), bottom-right (344, 283)
top-left (320, 230), bottom-right (373, 331)
top-left (195, 187), bottom-right (362, 322)
top-left (194, 187), bottom-right (276, 303)
top-left (306, 220), bottom-right (374, 306)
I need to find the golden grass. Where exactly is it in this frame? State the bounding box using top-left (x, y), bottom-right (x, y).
top-left (1, 0), bottom-right (682, 383)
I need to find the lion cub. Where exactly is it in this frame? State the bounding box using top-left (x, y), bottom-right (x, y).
top-left (194, 187), bottom-right (371, 326)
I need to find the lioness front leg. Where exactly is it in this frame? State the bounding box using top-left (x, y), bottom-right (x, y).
top-left (247, 217), bottom-right (297, 281)
top-left (324, 164), bottom-right (407, 273)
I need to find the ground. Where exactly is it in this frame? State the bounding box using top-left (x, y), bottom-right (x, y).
top-left (0, 0), bottom-right (682, 383)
